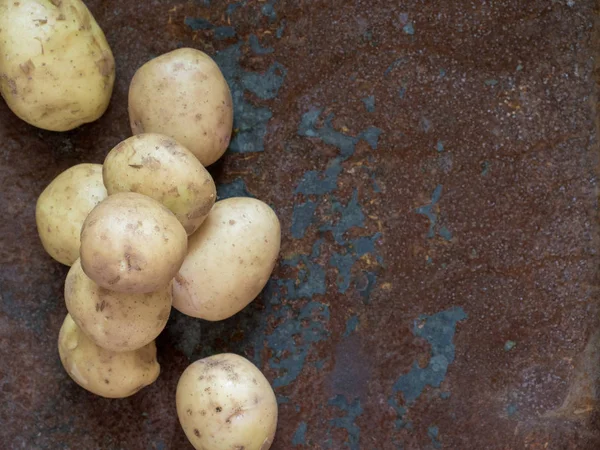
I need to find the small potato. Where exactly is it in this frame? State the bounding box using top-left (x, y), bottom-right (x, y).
top-left (65, 259), bottom-right (172, 352)
top-left (0, 0), bottom-right (115, 131)
top-left (80, 192), bottom-right (187, 294)
top-left (103, 134), bottom-right (216, 235)
top-left (128, 48), bottom-right (233, 166)
top-left (176, 353), bottom-right (277, 450)
top-left (58, 314), bottom-right (160, 398)
top-left (173, 198), bottom-right (280, 321)
top-left (36, 164), bottom-right (107, 266)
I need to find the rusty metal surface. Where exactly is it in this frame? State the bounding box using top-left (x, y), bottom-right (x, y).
top-left (2, 0), bottom-right (600, 449)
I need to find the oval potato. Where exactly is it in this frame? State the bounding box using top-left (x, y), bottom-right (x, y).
top-left (0, 0), bottom-right (115, 131)
top-left (176, 353), bottom-right (277, 450)
top-left (36, 163), bottom-right (107, 266)
top-left (103, 134), bottom-right (216, 235)
top-left (58, 314), bottom-right (160, 398)
top-left (65, 258), bottom-right (172, 352)
top-left (128, 48), bottom-right (232, 166)
top-left (80, 192), bottom-right (187, 294)
top-left (173, 197), bottom-right (280, 321)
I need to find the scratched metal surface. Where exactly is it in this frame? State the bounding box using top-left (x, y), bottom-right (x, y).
top-left (1, 0), bottom-right (600, 449)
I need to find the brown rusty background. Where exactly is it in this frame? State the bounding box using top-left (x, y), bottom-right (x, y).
top-left (2, 0), bottom-right (600, 449)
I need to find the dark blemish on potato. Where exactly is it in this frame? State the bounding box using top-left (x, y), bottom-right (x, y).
top-left (186, 409), bottom-right (193, 416)
top-left (96, 51), bottom-right (113, 77)
top-left (104, 379), bottom-right (109, 384)
top-left (19, 59), bottom-right (35, 75)
top-left (229, 220), bottom-right (236, 225)
top-left (128, 164), bottom-right (143, 169)
top-left (107, 275), bottom-right (121, 285)
top-left (142, 156), bottom-right (161, 170)
top-left (200, 410), bottom-right (206, 416)
top-left (195, 113), bottom-right (202, 121)
top-left (57, 13), bottom-right (66, 20)
top-left (0, 74), bottom-right (17, 95)
top-left (252, 378), bottom-right (258, 385)
top-left (50, 0), bottom-right (61, 6)
top-left (194, 429), bottom-right (201, 438)
top-left (215, 406), bottom-right (222, 413)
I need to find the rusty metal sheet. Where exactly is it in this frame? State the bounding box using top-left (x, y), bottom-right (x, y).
top-left (1, 0), bottom-right (600, 449)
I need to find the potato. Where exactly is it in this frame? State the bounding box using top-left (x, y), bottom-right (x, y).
top-left (80, 192), bottom-right (187, 294)
top-left (0, 0), bottom-right (115, 131)
top-left (103, 134), bottom-right (216, 235)
top-left (176, 353), bottom-right (277, 450)
top-left (65, 258), bottom-right (172, 352)
top-left (36, 163), bottom-right (107, 266)
top-left (128, 48), bottom-right (233, 166)
top-left (173, 197), bottom-right (281, 321)
top-left (58, 314), bottom-right (160, 398)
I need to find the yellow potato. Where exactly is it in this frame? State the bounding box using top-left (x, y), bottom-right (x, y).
top-left (36, 163), bottom-right (107, 266)
top-left (58, 314), bottom-right (160, 398)
top-left (0, 0), bottom-right (115, 131)
top-left (128, 48), bottom-right (233, 166)
top-left (173, 197), bottom-right (280, 321)
top-left (176, 353), bottom-right (277, 450)
top-left (80, 192), bottom-right (187, 294)
top-left (103, 134), bottom-right (216, 235)
top-left (65, 259), bottom-right (172, 352)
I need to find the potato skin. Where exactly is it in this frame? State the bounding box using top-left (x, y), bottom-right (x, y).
top-left (58, 314), bottom-right (160, 398)
top-left (176, 353), bottom-right (277, 450)
top-left (128, 48), bottom-right (232, 166)
top-left (173, 197), bottom-right (281, 321)
top-left (0, 0), bottom-right (115, 131)
top-left (80, 192), bottom-right (187, 294)
top-left (36, 163), bottom-right (107, 266)
top-left (103, 134), bottom-right (216, 235)
top-left (65, 258), bottom-right (172, 352)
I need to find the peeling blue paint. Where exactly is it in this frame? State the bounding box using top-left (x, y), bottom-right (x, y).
top-left (226, 1), bottom-right (245, 16)
top-left (249, 34), bottom-right (274, 55)
top-left (214, 38), bottom-right (286, 154)
top-left (330, 233), bottom-right (382, 294)
top-left (320, 189), bottom-right (365, 244)
top-left (214, 26), bottom-right (236, 40)
top-left (428, 426), bottom-right (442, 449)
top-left (276, 19), bottom-right (287, 38)
top-left (217, 178), bottom-right (254, 200)
top-left (291, 199), bottom-right (318, 239)
top-left (392, 307), bottom-right (467, 405)
top-left (485, 79), bottom-right (499, 86)
top-left (261, 1), bottom-right (277, 21)
top-left (439, 68), bottom-right (446, 77)
top-left (330, 252), bottom-right (355, 293)
top-left (385, 58), bottom-right (407, 77)
top-left (387, 398), bottom-right (409, 429)
top-left (403, 22), bottom-right (415, 35)
top-left (328, 395), bottom-right (363, 450)
top-left (438, 226), bottom-right (453, 241)
top-left (421, 117), bottom-right (432, 133)
top-left (481, 160), bottom-right (491, 176)
top-left (282, 240), bottom-right (327, 300)
top-left (436, 140), bottom-right (444, 152)
top-left (399, 86), bottom-right (407, 99)
top-left (440, 392), bottom-right (451, 399)
top-left (507, 404), bottom-right (518, 417)
top-left (344, 315), bottom-right (359, 337)
top-left (504, 340), bottom-right (516, 352)
top-left (293, 422), bottom-right (308, 446)
top-left (355, 271), bottom-right (377, 304)
top-left (362, 95), bottom-right (375, 113)
top-left (184, 17), bottom-right (213, 30)
top-left (295, 158), bottom-right (343, 196)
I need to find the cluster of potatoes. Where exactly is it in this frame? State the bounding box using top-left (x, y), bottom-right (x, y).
top-left (4, 1), bottom-right (280, 448)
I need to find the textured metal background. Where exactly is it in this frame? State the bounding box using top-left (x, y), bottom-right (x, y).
top-left (1, 0), bottom-right (600, 449)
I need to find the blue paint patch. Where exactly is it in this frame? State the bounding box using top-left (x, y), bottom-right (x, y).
top-left (507, 404), bottom-right (518, 417)
top-left (282, 240), bottom-right (327, 300)
top-left (295, 159), bottom-right (343, 195)
top-left (392, 307), bottom-right (467, 405)
top-left (516, 64), bottom-right (523, 71)
top-left (214, 26), bottom-right (236, 40)
top-left (249, 34), bottom-right (274, 55)
top-left (481, 161), bottom-right (491, 176)
top-left (355, 271), bottom-right (377, 304)
top-left (387, 398), bottom-right (409, 429)
top-left (504, 340), bottom-right (516, 351)
top-left (415, 185), bottom-right (443, 239)
top-left (399, 87), bottom-right (407, 99)
top-left (371, 174), bottom-right (382, 193)
top-left (438, 226), bottom-right (453, 241)
top-left (436, 140), bottom-right (444, 152)
top-left (314, 359), bottom-right (327, 369)
top-left (214, 40), bottom-right (286, 154)
top-left (385, 58), bottom-right (407, 77)
top-left (330, 252), bottom-right (355, 293)
top-left (330, 233), bottom-right (382, 294)
top-left (403, 22), bottom-right (415, 35)
top-left (320, 189), bottom-right (365, 244)
top-left (439, 68), bottom-right (446, 77)
top-left (362, 95), bottom-right (375, 113)
top-left (421, 117), bottom-right (432, 133)
top-left (276, 19), bottom-right (287, 38)
top-left (217, 178), bottom-right (254, 200)
top-left (226, 1), bottom-right (245, 16)
top-left (344, 315), bottom-right (359, 337)
top-left (329, 395), bottom-right (363, 450)
top-left (291, 199), bottom-right (318, 239)
top-left (440, 392), bottom-right (451, 399)
top-left (293, 422), bottom-right (308, 446)
top-left (184, 16), bottom-right (213, 30)
top-left (428, 426), bottom-right (442, 449)
top-left (485, 79), bottom-right (499, 86)
top-left (261, 2), bottom-right (277, 21)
